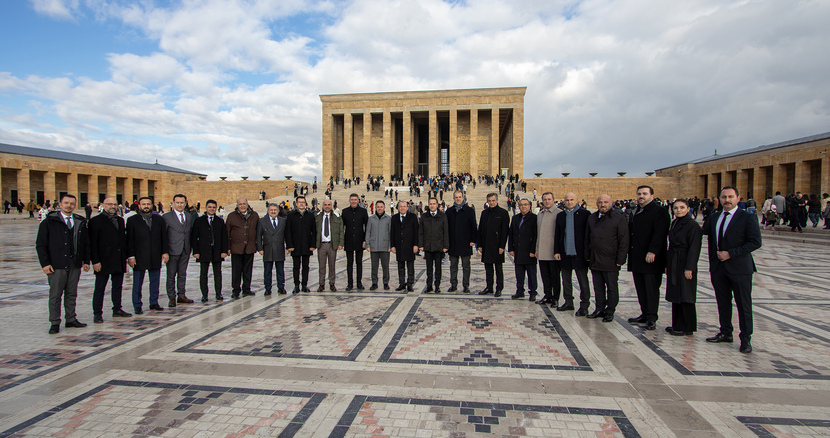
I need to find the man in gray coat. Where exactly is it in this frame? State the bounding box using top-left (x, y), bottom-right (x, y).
top-left (162, 194), bottom-right (194, 306)
top-left (365, 200), bottom-right (391, 290)
top-left (257, 203), bottom-right (288, 295)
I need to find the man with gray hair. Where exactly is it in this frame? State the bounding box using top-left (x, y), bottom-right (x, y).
top-left (315, 199), bottom-right (344, 291)
top-left (257, 202), bottom-right (287, 295)
top-left (446, 190), bottom-right (477, 293)
top-left (226, 197), bottom-right (260, 298)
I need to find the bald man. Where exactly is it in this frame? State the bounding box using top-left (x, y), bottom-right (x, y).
top-left (554, 192), bottom-right (592, 314)
top-left (88, 197), bottom-right (131, 323)
top-left (585, 195), bottom-right (629, 322)
top-left (226, 197), bottom-right (260, 298)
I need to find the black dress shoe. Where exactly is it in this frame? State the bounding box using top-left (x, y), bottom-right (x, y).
top-left (302, 286), bottom-right (311, 292)
top-left (65, 320), bottom-right (87, 328)
top-left (93, 316), bottom-right (104, 324)
top-left (602, 313), bottom-right (614, 323)
top-left (494, 291), bottom-right (502, 297)
top-left (667, 328), bottom-right (686, 336)
top-left (168, 301), bottom-right (176, 308)
top-left (407, 285), bottom-right (413, 292)
top-left (216, 294), bottom-right (224, 300)
top-left (665, 326), bottom-right (675, 332)
top-left (528, 294), bottom-right (537, 302)
top-left (292, 287), bottom-right (300, 294)
top-left (345, 285), bottom-right (353, 292)
top-left (395, 284), bottom-right (406, 291)
top-left (556, 304), bottom-right (574, 311)
top-left (535, 298), bottom-right (551, 305)
top-left (645, 321), bottom-right (656, 330)
top-left (478, 288), bottom-right (493, 295)
top-left (447, 286), bottom-right (457, 292)
top-left (317, 285), bottom-right (326, 292)
top-left (201, 296), bottom-right (209, 302)
top-left (149, 304), bottom-right (164, 311)
top-left (49, 325), bottom-right (59, 334)
top-left (739, 342), bottom-right (752, 353)
top-left (575, 308), bottom-right (588, 317)
top-left (356, 283), bottom-right (365, 290)
top-left (113, 309), bottom-right (132, 317)
top-left (278, 288), bottom-right (287, 295)
top-left (586, 309), bottom-right (604, 319)
top-left (370, 284), bottom-right (378, 291)
top-left (627, 315), bottom-right (646, 324)
top-left (706, 333), bottom-right (733, 343)
top-left (134, 308), bottom-right (143, 314)
top-left (384, 283), bottom-right (390, 290)
top-left (434, 287), bottom-right (441, 294)
top-left (264, 290), bottom-right (272, 296)
top-left (462, 287), bottom-right (470, 294)
top-left (425, 286), bottom-right (433, 293)
top-left (242, 291), bottom-right (255, 296)
top-left (511, 292), bottom-right (525, 300)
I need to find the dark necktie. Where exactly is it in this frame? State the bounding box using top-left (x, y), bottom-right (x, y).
top-left (519, 215), bottom-right (525, 227)
top-left (65, 216), bottom-right (74, 255)
top-left (717, 211), bottom-right (731, 251)
top-left (272, 218), bottom-right (277, 229)
top-left (324, 214), bottom-right (330, 238)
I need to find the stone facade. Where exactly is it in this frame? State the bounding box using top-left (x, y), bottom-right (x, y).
top-left (320, 87), bottom-right (526, 181)
top-left (524, 176), bottom-right (680, 205)
top-left (178, 179), bottom-right (303, 211)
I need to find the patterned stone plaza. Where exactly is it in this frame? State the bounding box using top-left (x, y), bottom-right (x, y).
top-left (1, 219), bottom-right (829, 437)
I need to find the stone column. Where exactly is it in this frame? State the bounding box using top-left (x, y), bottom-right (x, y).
top-left (752, 167), bottom-right (767, 201)
top-left (140, 179), bottom-right (149, 198)
top-left (383, 110), bottom-right (392, 180)
top-left (67, 172), bottom-right (78, 197)
top-left (736, 169), bottom-right (749, 200)
top-left (44, 170), bottom-right (56, 203)
top-left (428, 109), bottom-right (438, 176)
top-left (88, 174), bottom-right (99, 206)
top-left (322, 112), bottom-right (333, 181)
top-left (124, 178), bottom-right (134, 205)
top-left (403, 111), bottom-right (412, 177)
top-left (772, 164), bottom-right (787, 194)
top-left (470, 109), bottom-right (478, 176)
top-left (449, 109), bottom-right (458, 175)
top-left (106, 175), bottom-right (117, 199)
top-left (512, 105), bottom-right (524, 179)
top-left (794, 160), bottom-right (810, 193)
top-left (363, 110), bottom-right (372, 178)
top-left (16, 168), bottom-right (30, 204)
top-left (344, 113), bottom-right (353, 179)
top-left (491, 108), bottom-right (500, 177)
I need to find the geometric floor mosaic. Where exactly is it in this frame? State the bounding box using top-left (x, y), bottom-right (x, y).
top-left (380, 297), bottom-right (591, 370)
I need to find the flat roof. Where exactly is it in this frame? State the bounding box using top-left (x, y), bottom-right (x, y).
top-left (0, 142), bottom-right (205, 176)
top-left (657, 131), bottom-right (830, 170)
top-left (320, 87), bottom-right (527, 102)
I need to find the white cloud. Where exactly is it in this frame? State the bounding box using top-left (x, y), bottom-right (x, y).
top-left (29, 0), bottom-right (78, 21)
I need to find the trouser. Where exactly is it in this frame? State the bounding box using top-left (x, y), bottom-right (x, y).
top-left (165, 253), bottom-right (189, 301)
top-left (514, 263), bottom-right (537, 294)
top-left (561, 265), bottom-right (591, 310)
top-left (538, 260), bottom-right (561, 301)
top-left (396, 259), bottom-right (415, 286)
top-left (263, 260), bottom-right (284, 292)
top-left (231, 253), bottom-right (255, 294)
top-left (449, 255), bottom-right (471, 288)
top-left (484, 262), bottom-right (504, 291)
top-left (132, 268), bottom-right (161, 309)
top-left (671, 302), bottom-right (697, 333)
top-left (317, 242), bottom-right (337, 286)
top-left (47, 267), bottom-right (81, 325)
top-left (632, 272), bottom-right (662, 323)
top-left (370, 251), bottom-right (390, 285)
top-left (424, 251), bottom-right (444, 286)
top-left (710, 268), bottom-right (753, 343)
top-left (93, 272), bottom-right (124, 316)
top-left (346, 250), bottom-right (364, 286)
top-left (590, 270), bottom-right (619, 314)
top-left (292, 255), bottom-right (311, 287)
top-left (200, 260), bottom-right (223, 297)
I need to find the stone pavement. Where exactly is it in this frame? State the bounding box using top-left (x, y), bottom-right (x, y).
top-left (1, 219), bottom-right (829, 437)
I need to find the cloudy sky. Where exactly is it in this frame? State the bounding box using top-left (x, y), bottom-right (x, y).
top-left (1, 0), bottom-right (828, 181)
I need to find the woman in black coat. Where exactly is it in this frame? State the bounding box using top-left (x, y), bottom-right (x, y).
top-left (665, 198), bottom-right (703, 336)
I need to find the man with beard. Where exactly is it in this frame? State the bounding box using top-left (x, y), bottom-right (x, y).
top-left (286, 196), bottom-right (316, 293)
top-left (446, 190), bottom-right (477, 293)
top-left (535, 192), bottom-right (562, 306)
top-left (365, 200), bottom-right (392, 290)
top-left (226, 197), bottom-right (260, 298)
top-left (391, 200), bottom-right (418, 292)
top-left (341, 193), bottom-right (368, 291)
top-left (162, 194), bottom-right (194, 307)
top-left (477, 193), bottom-right (510, 297)
top-left (127, 197), bottom-right (168, 314)
top-left (627, 186), bottom-right (670, 331)
top-left (88, 197), bottom-right (131, 323)
top-left (192, 200), bottom-right (228, 301)
top-left (584, 194), bottom-right (629, 322)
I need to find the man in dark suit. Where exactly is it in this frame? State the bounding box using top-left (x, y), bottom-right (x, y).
top-left (257, 203), bottom-right (288, 295)
top-left (192, 200), bottom-right (228, 301)
top-left (36, 194), bottom-right (91, 334)
top-left (391, 200), bottom-right (419, 292)
top-left (341, 194), bottom-right (368, 291)
top-left (477, 193), bottom-right (510, 297)
top-left (88, 197), bottom-right (131, 323)
top-left (554, 192), bottom-right (592, 315)
top-left (509, 199), bottom-right (537, 301)
top-left (584, 194), bottom-right (629, 322)
top-left (704, 186), bottom-right (763, 353)
top-left (627, 185), bottom-right (670, 330)
top-left (127, 197), bottom-right (169, 314)
top-left (446, 190), bottom-right (477, 293)
top-left (162, 194), bottom-right (194, 307)
top-left (419, 197), bottom-right (449, 293)
top-left (286, 196), bottom-right (317, 293)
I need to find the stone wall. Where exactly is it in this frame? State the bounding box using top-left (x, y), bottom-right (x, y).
top-left (523, 176), bottom-right (681, 204)
top-left (175, 179), bottom-right (308, 210)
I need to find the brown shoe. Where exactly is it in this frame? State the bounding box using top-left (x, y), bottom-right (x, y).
top-left (317, 285), bottom-right (325, 292)
top-left (330, 284), bottom-right (337, 292)
top-left (177, 296), bottom-right (195, 304)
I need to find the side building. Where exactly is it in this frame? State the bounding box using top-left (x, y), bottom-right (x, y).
top-left (320, 87), bottom-right (526, 181)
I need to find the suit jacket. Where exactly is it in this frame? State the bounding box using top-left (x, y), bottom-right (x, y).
top-left (508, 212), bottom-right (537, 265)
top-left (704, 208), bottom-right (762, 275)
top-left (162, 210), bottom-right (193, 256)
top-left (192, 214), bottom-right (228, 262)
top-left (126, 213), bottom-right (168, 270)
top-left (554, 207), bottom-right (590, 270)
top-left (285, 209), bottom-right (317, 256)
top-left (88, 212), bottom-right (127, 274)
top-left (341, 206), bottom-right (368, 251)
top-left (257, 215), bottom-right (287, 262)
top-left (419, 210), bottom-right (449, 252)
top-left (445, 204), bottom-right (477, 256)
top-left (315, 211), bottom-right (345, 248)
top-left (391, 213), bottom-right (419, 262)
top-left (477, 205), bottom-right (509, 264)
top-left (627, 200), bottom-right (670, 274)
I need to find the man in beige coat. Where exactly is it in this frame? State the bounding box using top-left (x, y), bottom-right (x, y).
top-left (315, 199), bottom-right (345, 291)
top-left (535, 192), bottom-right (562, 306)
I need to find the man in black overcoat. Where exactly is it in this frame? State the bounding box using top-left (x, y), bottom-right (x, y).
top-left (127, 197), bottom-right (169, 313)
top-left (626, 185), bottom-right (670, 330)
top-left (88, 197), bottom-right (131, 322)
top-left (704, 186), bottom-right (762, 353)
top-left (554, 192), bottom-right (592, 315)
top-left (446, 190), bottom-right (477, 293)
top-left (508, 199), bottom-right (537, 301)
top-left (192, 200), bottom-right (228, 301)
top-left (477, 193), bottom-right (509, 297)
top-left (286, 196), bottom-right (317, 293)
top-left (341, 193), bottom-right (368, 290)
top-left (391, 200), bottom-right (419, 291)
top-left (584, 194), bottom-right (629, 322)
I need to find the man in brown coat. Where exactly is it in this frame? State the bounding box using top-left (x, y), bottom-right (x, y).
top-left (226, 197), bottom-right (260, 299)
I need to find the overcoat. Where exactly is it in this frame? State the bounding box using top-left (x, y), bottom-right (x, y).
top-left (419, 210), bottom-right (449, 252)
top-left (88, 213), bottom-right (126, 274)
top-left (315, 211), bottom-right (345, 248)
top-left (340, 206), bottom-right (368, 251)
top-left (285, 209), bottom-right (317, 256)
top-left (477, 205), bottom-right (509, 264)
top-left (554, 207), bottom-right (590, 270)
top-left (36, 211), bottom-right (91, 269)
top-left (445, 204), bottom-right (477, 256)
top-left (391, 213), bottom-right (419, 262)
top-left (508, 212), bottom-right (537, 265)
top-left (665, 214), bottom-right (702, 303)
top-left (226, 209), bottom-right (260, 255)
top-left (584, 210), bottom-right (628, 272)
top-left (192, 214), bottom-right (228, 262)
top-left (627, 201), bottom-right (670, 274)
top-left (126, 213), bottom-right (168, 270)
